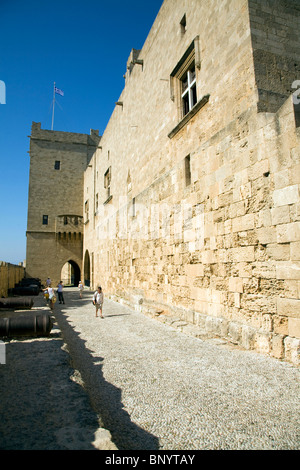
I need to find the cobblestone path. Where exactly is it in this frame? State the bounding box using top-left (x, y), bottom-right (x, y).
top-left (53, 288), bottom-right (300, 450)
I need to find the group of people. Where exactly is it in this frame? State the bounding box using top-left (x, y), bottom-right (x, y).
top-left (43, 278), bottom-right (104, 318)
top-left (43, 278), bottom-right (65, 310)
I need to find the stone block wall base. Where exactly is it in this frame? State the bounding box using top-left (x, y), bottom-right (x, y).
top-left (109, 294), bottom-right (300, 366)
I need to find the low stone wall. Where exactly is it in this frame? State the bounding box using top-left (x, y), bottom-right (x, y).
top-left (0, 261), bottom-right (25, 297)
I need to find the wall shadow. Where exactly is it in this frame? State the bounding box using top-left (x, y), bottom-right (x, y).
top-left (54, 289), bottom-right (160, 450)
top-left (0, 326), bottom-right (100, 450)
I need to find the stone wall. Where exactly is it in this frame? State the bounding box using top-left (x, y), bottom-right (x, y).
top-left (26, 122), bottom-right (101, 286)
top-left (0, 262), bottom-right (25, 297)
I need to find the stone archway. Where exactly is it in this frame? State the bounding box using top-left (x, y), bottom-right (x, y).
top-left (61, 260), bottom-right (81, 286)
top-left (84, 250), bottom-right (90, 287)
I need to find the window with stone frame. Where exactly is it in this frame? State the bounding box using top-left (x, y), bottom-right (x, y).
top-left (169, 37), bottom-right (209, 139)
top-left (85, 200), bottom-right (89, 222)
top-left (170, 37), bottom-right (202, 120)
top-left (104, 167), bottom-right (111, 201)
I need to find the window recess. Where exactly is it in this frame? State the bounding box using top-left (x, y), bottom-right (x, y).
top-left (104, 167), bottom-right (112, 204)
top-left (169, 36), bottom-right (209, 139)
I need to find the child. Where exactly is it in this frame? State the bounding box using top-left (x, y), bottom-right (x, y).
top-left (93, 286), bottom-right (104, 318)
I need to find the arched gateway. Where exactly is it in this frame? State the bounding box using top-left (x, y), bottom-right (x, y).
top-left (61, 260), bottom-right (81, 286)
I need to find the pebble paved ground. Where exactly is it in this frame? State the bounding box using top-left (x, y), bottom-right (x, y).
top-left (55, 288), bottom-right (299, 450)
top-left (0, 287), bottom-right (299, 450)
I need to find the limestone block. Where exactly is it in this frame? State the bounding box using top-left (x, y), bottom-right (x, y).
top-left (273, 185), bottom-right (299, 207)
top-left (185, 264), bottom-right (204, 278)
top-left (271, 334), bottom-right (284, 359)
top-left (234, 292), bottom-right (241, 308)
top-left (276, 262), bottom-right (300, 280)
top-left (229, 277), bottom-right (244, 293)
top-left (288, 317), bottom-right (300, 338)
top-left (271, 206), bottom-right (290, 225)
top-left (277, 222), bottom-right (300, 243)
top-left (228, 322), bottom-right (242, 343)
top-left (232, 213), bottom-right (255, 232)
top-left (284, 336), bottom-right (300, 365)
top-left (255, 331), bottom-right (271, 355)
top-left (257, 226), bottom-right (277, 245)
top-left (241, 325), bottom-right (256, 350)
top-left (290, 242), bottom-right (300, 261)
top-left (277, 297), bottom-right (300, 318)
top-left (273, 315), bottom-right (289, 335)
top-left (266, 243), bottom-right (290, 261)
top-left (231, 246), bottom-right (255, 262)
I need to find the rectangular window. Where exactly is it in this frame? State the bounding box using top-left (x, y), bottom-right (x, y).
top-left (181, 64), bottom-right (197, 117)
top-left (132, 197), bottom-right (136, 217)
top-left (170, 38), bottom-right (203, 128)
top-left (42, 215), bottom-right (48, 225)
top-left (54, 161), bottom-right (60, 170)
top-left (104, 167), bottom-right (111, 200)
top-left (96, 193), bottom-right (99, 211)
top-left (64, 216), bottom-right (68, 225)
top-left (85, 200), bottom-right (89, 222)
top-left (185, 155), bottom-right (191, 187)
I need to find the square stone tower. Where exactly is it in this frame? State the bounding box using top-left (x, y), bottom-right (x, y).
top-left (26, 122), bottom-right (101, 286)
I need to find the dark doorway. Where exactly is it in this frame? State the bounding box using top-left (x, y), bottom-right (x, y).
top-left (61, 260), bottom-right (81, 286)
top-left (84, 250), bottom-right (90, 287)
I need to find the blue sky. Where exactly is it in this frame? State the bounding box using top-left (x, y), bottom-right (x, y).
top-left (0, 0), bottom-right (163, 265)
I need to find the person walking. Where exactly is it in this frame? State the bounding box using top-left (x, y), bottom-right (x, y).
top-left (57, 281), bottom-right (65, 304)
top-left (43, 284), bottom-right (56, 311)
top-left (78, 280), bottom-right (84, 299)
top-left (93, 286), bottom-right (104, 318)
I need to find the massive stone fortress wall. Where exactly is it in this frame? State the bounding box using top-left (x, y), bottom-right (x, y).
top-left (83, 0), bottom-right (300, 363)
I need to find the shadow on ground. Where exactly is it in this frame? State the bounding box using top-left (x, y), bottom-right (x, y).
top-left (0, 324), bottom-right (101, 449)
top-left (54, 288), bottom-right (160, 450)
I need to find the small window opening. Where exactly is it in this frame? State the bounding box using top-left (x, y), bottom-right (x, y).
top-left (64, 216), bottom-right (68, 225)
top-left (185, 155), bottom-right (191, 187)
top-left (42, 215), bottom-right (48, 225)
top-left (54, 160), bottom-right (60, 170)
top-left (104, 167), bottom-right (111, 199)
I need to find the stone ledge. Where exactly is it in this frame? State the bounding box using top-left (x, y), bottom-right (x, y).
top-left (168, 94), bottom-right (210, 139)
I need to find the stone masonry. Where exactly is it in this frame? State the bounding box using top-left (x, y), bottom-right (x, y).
top-left (26, 0), bottom-right (300, 363)
top-left (26, 123), bottom-right (101, 286)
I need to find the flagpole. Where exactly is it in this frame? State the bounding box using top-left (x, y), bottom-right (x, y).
top-left (51, 82), bottom-right (55, 130)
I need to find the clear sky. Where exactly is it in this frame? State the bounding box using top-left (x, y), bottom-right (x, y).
top-left (0, 0), bottom-right (163, 265)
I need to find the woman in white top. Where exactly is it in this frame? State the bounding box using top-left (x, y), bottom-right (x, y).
top-left (44, 285), bottom-right (56, 310)
top-left (93, 286), bottom-right (104, 318)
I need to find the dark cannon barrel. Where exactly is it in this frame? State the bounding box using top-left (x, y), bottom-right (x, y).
top-left (12, 285), bottom-right (40, 296)
top-left (0, 298), bottom-right (34, 310)
top-left (0, 314), bottom-right (53, 338)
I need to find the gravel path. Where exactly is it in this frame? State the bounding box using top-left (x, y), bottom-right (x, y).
top-left (53, 288), bottom-right (299, 451)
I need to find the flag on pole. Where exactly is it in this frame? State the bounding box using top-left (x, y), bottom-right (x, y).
top-left (54, 86), bottom-right (64, 96)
